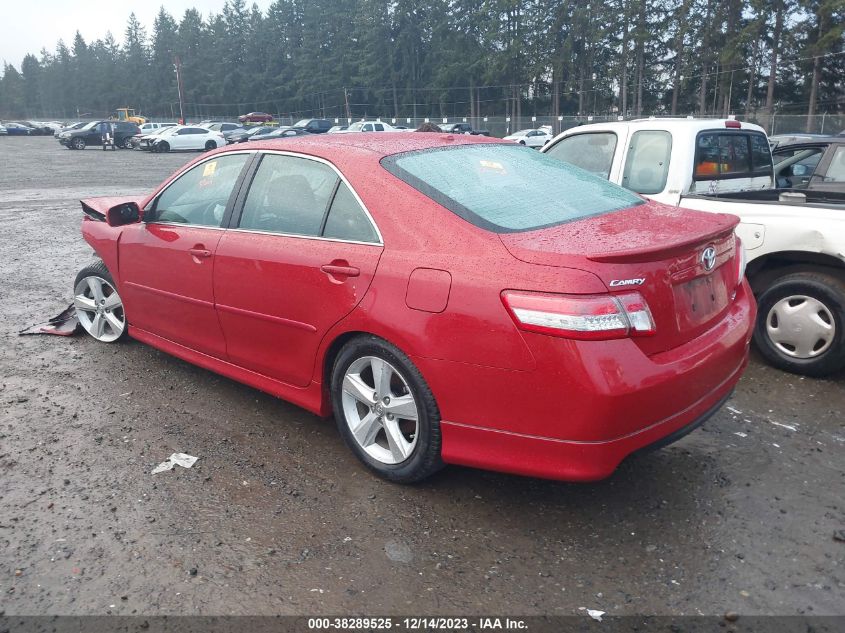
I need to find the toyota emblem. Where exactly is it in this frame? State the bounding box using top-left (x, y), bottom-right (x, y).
top-left (700, 245), bottom-right (717, 272)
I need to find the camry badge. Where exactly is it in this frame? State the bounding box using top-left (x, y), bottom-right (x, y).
top-left (701, 246), bottom-right (717, 272)
top-left (609, 278), bottom-right (645, 287)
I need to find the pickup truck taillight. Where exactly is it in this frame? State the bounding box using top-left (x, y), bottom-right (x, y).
top-left (502, 290), bottom-right (655, 340)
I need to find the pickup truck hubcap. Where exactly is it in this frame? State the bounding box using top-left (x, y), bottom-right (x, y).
top-left (341, 356), bottom-right (419, 465)
top-left (766, 295), bottom-right (835, 359)
top-left (73, 276), bottom-right (125, 342)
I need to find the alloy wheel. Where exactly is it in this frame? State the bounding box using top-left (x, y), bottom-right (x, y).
top-left (340, 356), bottom-right (419, 465)
top-left (73, 276), bottom-right (126, 342)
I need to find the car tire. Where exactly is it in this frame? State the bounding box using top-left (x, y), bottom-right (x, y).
top-left (120, 137), bottom-right (133, 149)
top-left (204, 140), bottom-right (217, 151)
top-left (331, 335), bottom-right (444, 483)
top-left (73, 260), bottom-right (128, 344)
top-left (157, 141), bottom-right (170, 153)
top-left (72, 137), bottom-right (86, 150)
top-left (519, 140), bottom-right (525, 145)
top-left (753, 271), bottom-right (845, 377)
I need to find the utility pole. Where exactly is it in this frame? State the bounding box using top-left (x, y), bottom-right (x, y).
top-left (343, 87), bottom-right (351, 120)
top-left (174, 56), bottom-right (186, 124)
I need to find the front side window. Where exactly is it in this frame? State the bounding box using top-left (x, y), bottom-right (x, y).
top-left (383, 144), bottom-right (643, 233)
top-left (621, 130), bottom-right (672, 195)
top-left (149, 154), bottom-right (249, 226)
top-left (239, 155), bottom-right (338, 236)
top-left (544, 132), bottom-right (618, 179)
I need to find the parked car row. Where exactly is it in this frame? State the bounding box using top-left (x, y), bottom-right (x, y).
top-left (1, 120), bottom-right (65, 135)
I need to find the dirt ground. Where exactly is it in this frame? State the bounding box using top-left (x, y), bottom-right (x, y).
top-left (0, 136), bottom-right (842, 617)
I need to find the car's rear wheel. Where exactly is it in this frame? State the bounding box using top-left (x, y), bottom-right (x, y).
top-left (72, 137), bottom-right (86, 150)
top-left (753, 271), bottom-right (845, 376)
top-left (204, 140), bottom-right (217, 151)
top-left (73, 261), bottom-right (128, 343)
top-left (331, 336), bottom-right (443, 483)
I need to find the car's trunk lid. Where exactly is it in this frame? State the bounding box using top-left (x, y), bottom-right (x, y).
top-left (499, 201), bottom-right (740, 354)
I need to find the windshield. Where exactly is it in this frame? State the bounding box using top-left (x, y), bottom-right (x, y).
top-left (510, 130), bottom-right (531, 137)
top-left (293, 119), bottom-right (310, 127)
top-left (81, 122), bottom-right (99, 131)
top-left (382, 144), bottom-right (644, 233)
top-left (346, 122), bottom-right (366, 132)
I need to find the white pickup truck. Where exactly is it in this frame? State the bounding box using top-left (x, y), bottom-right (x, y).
top-left (542, 118), bottom-right (845, 377)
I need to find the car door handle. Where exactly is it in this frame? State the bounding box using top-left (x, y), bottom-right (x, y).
top-left (189, 248), bottom-right (212, 258)
top-left (321, 264), bottom-right (360, 278)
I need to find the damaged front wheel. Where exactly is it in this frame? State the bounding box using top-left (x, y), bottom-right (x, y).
top-left (73, 261), bottom-right (127, 343)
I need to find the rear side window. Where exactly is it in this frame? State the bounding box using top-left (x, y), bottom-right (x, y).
top-left (825, 146), bottom-right (845, 182)
top-left (323, 182), bottom-right (379, 243)
top-left (695, 132), bottom-right (772, 180)
top-left (621, 130), bottom-right (672, 195)
top-left (239, 154), bottom-right (337, 236)
top-left (383, 144), bottom-right (643, 233)
top-left (544, 132), bottom-right (617, 179)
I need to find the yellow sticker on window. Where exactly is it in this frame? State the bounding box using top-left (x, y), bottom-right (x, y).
top-left (202, 161), bottom-right (217, 177)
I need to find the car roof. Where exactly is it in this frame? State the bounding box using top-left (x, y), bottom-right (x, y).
top-left (242, 131), bottom-right (507, 159)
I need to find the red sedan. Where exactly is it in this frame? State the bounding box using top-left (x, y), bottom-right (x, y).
top-left (74, 133), bottom-right (755, 483)
top-left (238, 112), bottom-right (274, 123)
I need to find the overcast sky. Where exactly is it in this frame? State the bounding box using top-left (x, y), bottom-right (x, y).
top-left (1, 0), bottom-right (270, 69)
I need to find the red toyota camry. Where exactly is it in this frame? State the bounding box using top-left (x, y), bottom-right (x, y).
top-left (74, 133), bottom-right (755, 483)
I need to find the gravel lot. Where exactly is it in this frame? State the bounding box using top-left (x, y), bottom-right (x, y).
top-left (0, 136), bottom-right (843, 617)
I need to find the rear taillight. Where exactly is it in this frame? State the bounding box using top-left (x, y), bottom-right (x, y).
top-left (502, 290), bottom-right (656, 340)
top-left (734, 235), bottom-right (747, 287)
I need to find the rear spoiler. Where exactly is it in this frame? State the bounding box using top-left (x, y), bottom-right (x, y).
top-left (587, 214), bottom-right (739, 263)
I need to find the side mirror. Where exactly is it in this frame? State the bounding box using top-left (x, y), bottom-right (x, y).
top-left (106, 202), bottom-right (141, 227)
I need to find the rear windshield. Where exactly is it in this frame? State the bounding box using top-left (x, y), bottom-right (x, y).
top-left (381, 144), bottom-right (643, 233)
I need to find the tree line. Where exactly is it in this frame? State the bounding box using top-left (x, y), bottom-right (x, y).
top-left (0, 0), bottom-right (842, 124)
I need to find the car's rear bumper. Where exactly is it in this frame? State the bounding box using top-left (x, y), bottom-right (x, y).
top-left (418, 280), bottom-right (755, 481)
top-left (439, 370), bottom-right (740, 481)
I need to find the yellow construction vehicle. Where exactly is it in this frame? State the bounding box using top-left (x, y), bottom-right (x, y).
top-left (114, 108), bottom-right (147, 125)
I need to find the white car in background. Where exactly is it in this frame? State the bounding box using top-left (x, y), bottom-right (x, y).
top-left (149, 125), bottom-right (225, 153)
top-left (138, 122), bottom-right (177, 133)
top-left (335, 120), bottom-right (403, 133)
top-left (0, 124), bottom-right (7, 136)
top-left (504, 128), bottom-right (552, 148)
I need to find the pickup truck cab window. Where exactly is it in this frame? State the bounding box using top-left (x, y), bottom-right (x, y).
top-left (621, 130), bottom-right (672, 195)
top-left (543, 132), bottom-right (617, 179)
top-left (694, 131), bottom-right (772, 180)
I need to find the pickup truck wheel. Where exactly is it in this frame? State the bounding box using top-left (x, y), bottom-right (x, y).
top-left (753, 271), bottom-right (845, 377)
